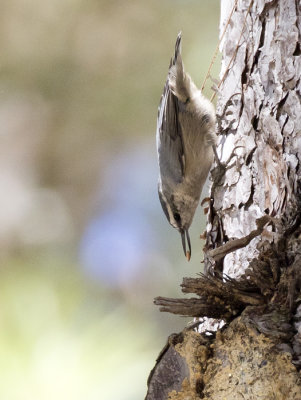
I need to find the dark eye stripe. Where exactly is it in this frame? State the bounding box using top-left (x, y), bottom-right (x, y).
top-left (158, 190), bottom-right (170, 221)
top-left (173, 212), bottom-right (181, 221)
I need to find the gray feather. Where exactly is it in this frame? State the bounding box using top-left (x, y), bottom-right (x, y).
top-left (157, 33), bottom-right (185, 185)
top-left (156, 32), bottom-right (216, 257)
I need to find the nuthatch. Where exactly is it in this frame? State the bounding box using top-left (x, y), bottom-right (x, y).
top-left (156, 32), bottom-right (216, 260)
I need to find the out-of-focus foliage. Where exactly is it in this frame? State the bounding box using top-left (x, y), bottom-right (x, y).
top-left (0, 0), bottom-right (219, 398)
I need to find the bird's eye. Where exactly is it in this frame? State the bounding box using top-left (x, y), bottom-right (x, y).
top-left (173, 212), bottom-right (181, 221)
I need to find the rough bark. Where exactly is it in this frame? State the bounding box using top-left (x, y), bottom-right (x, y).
top-left (146, 0), bottom-right (301, 399)
top-left (208, 0), bottom-right (301, 279)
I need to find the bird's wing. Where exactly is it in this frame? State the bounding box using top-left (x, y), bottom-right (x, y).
top-left (156, 34), bottom-right (185, 185)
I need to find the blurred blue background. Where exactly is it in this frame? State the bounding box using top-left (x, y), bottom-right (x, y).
top-left (0, 0), bottom-right (219, 398)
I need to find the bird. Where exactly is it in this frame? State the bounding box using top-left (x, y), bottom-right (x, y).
top-left (156, 32), bottom-right (216, 261)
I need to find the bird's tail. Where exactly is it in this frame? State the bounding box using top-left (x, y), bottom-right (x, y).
top-left (173, 32), bottom-right (182, 65)
top-left (168, 32), bottom-right (195, 104)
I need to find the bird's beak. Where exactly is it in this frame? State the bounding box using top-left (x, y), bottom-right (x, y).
top-left (181, 229), bottom-right (191, 261)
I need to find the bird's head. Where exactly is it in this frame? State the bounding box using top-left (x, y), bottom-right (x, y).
top-left (158, 185), bottom-right (199, 261)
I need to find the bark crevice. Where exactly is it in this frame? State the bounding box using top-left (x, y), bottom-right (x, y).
top-left (147, 0), bottom-right (301, 398)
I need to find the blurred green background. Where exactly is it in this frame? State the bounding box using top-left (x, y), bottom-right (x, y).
top-left (0, 0), bottom-right (220, 399)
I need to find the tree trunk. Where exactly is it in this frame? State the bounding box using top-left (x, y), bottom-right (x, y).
top-left (146, 0), bottom-right (301, 398)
